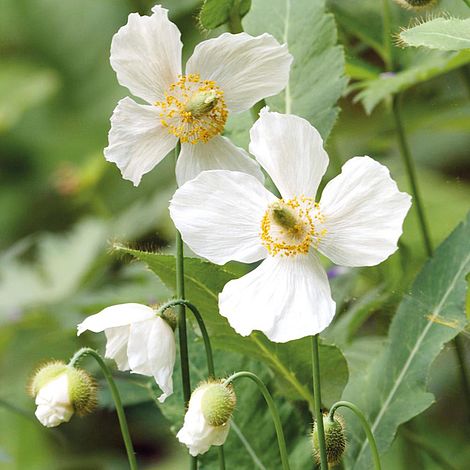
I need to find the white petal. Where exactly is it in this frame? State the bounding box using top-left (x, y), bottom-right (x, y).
top-left (176, 385), bottom-right (230, 456)
top-left (176, 135), bottom-right (264, 186)
top-left (186, 33), bottom-right (292, 112)
top-left (110, 5), bottom-right (182, 103)
top-left (318, 156), bottom-right (412, 267)
top-left (148, 317), bottom-right (176, 403)
top-left (104, 326), bottom-right (131, 371)
top-left (104, 97), bottom-right (177, 186)
top-left (219, 253), bottom-right (336, 342)
top-left (249, 109), bottom-right (329, 199)
top-left (170, 170), bottom-right (276, 265)
top-left (77, 303), bottom-right (155, 335)
top-left (127, 319), bottom-right (154, 376)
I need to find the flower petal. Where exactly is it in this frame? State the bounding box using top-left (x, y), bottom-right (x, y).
top-left (104, 326), bottom-right (131, 371)
top-left (127, 318), bottom-right (154, 376)
top-left (176, 135), bottom-right (264, 186)
top-left (77, 303), bottom-right (155, 335)
top-left (249, 109), bottom-right (329, 199)
top-left (170, 170), bottom-right (276, 265)
top-left (110, 5), bottom-right (182, 103)
top-left (318, 156), bottom-right (412, 267)
top-left (148, 317), bottom-right (176, 403)
top-left (186, 33), bottom-right (292, 112)
top-left (104, 97), bottom-right (177, 186)
top-left (219, 253), bottom-right (336, 342)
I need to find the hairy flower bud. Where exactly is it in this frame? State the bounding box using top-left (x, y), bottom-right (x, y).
top-left (394, 0), bottom-right (437, 10)
top-left (200, 382), bottom-right (236, 426)
top-left (29, 361), bottom-right (97, 427)
top-left (312, 414), bottom-right (346, 465)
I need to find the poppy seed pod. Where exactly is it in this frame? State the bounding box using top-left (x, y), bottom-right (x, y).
top-left (312, 414), bottom-right (346, 465)
top-left (200, 382), bottom-right (236, 426)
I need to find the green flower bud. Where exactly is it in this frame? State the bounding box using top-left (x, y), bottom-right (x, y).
top-left (394, 0), bottom-right (437, 10)
top-left (200, 381), bottom-right (236, 427)
top-left (312, 414), bottom-right (346, 465)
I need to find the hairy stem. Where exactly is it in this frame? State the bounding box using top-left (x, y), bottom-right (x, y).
top-left (312, 335), bottom-right (328, 470)
top-left (329, 401), bottom-right (381, 470)
top-left (69, 348), bottom-right (137, 470)
top-left (223, 371), bottom-right (290, 470)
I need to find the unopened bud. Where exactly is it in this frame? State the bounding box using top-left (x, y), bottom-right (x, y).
top-left (312, 414), bottom-right (346, 465)
top-left (159, 306), bottom-right (177, 331)
top-left (394, 0), bottom-right (437, 10)
top-left (200, 382), bottom-right (236, 426)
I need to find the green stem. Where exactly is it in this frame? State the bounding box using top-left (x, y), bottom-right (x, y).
top-left (69, 348), bottom-right (137, 470)
top-left (174, 144), bottom-right (198, 470)
top-left (392, 95), bottom-right (433, 257)
top-left (228, 0), bottom-right (243, 34)
top-left (328, 401), bottom-right (381, 470)
top-left (311, 335), bottom-right (328, 470)
top-left (454, 335), bottom-right (470, 421)
top-left (381, 0), bottom-right (393, 71)
top-left (223, 371), bottom-right (290, 470)
top-left (157, 299), bottom-right (215, 377)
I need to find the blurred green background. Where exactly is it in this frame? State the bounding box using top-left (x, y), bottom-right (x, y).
top-left (0, 0), bottom-right (469, 469)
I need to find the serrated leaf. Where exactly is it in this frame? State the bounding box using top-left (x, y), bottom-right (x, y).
top-left (113, 246), bottom-right (349, 410)
top-left (399, 18), bottom-right (470, 51)
top-left (355, 50), bottom-right (470, 114)
top-left (243, 0), bottom-right (347, 138)
top-left (342, 213), bottom-right (470, 469)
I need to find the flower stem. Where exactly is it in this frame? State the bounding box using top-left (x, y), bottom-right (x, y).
top-left (228, 0), bottom-right (244, 34)
top-left (69, 348), bottom-right (137, 470)
top-left (392, 95), bottom-right (433, 257)
top-left (157, 299), bottom-right (215, 377)
top-left (174, 144), bottom-right (198, 470)
top-left (328, 401), bottom-right (381, 470)
top-left (311, 335), bottom-right (328, 470)
top-left (223, 371), bottom-right (291, 470)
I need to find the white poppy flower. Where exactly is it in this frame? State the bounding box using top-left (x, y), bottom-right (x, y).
top-left (177, 384), bottom-right (231, 456)
top-left (170, 109), bottom-right (412, 342)
top-left (105, 5), bottom-right (292, 186)
top-left (77, 303), bottom-right (176, 402)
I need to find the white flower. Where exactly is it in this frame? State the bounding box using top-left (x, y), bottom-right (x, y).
top-left (77, 303), bottom-right (176, 402)
top-left (177, 384), bottom-right (231, 456)
top-left (170, 109), bottom-right (412, 342)
top-left (105, 5), bottom-right (292, 186)
top-left (35, 373), bottom-right (74, 428)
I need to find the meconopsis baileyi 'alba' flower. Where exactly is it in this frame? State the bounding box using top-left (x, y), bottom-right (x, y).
top-left (177, 382), bottom-right (236, 456)
top-left (170, 109), bottom-right (412, 342)
top-left (77, 303), bottom-right (176, 402)
top-left (29, 361), bottom-right (97, 428)
top-left (105, 4), bottom-right (293, 186)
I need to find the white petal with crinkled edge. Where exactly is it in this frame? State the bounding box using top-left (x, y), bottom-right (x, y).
top-left (127, 319), bottom-right (154, 376)
top-left (176, 135), bottom-right (264, 186)
top-left (77, 303), bottom-right (155, 335)
top-left (219, 253), bottom-right (336, 342)
top-left (170, 170), bottom-right (276, 265)
top-left (177, 385), bottom-right (230, 456)
top-left (186, 32), bottom-right (292, 113)
top-left (318, 156), bottom-right (412, 267)
top-left (148, 317), bottom-right (176, 403)
top-left (249, 109), bottom-right (329, 200)
top-left (110, 5), bottom-right (182, 103)
top-left (104, 326), bottom-right (131, 370)
top-left (104, 97), bottom-right (177, 186)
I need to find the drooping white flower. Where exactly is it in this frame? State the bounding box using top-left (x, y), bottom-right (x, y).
top-left (177, 382), bottom-right (235, 456)
top-left (170, 109), bottom-right (412, 342)
top-left (30, 362), bottom-right (97, 428)
top-left (77, 303), bottom-right (176, 402)
top-left (105, 5), bottom-right (292, 186)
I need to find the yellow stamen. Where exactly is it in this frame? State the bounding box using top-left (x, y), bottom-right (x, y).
top-left (155, 74), bottom-right (228, 144)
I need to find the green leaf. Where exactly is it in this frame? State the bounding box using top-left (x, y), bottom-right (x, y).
top-left (398, 18), bottom-right (470, 51)
top-left (342, 213), bottom-right (470, 469)
top-left (243, 0), bottom-right (347, 138)
top-left (113, 245), bottom-right (349, 409)
top-left (199, 0), bottom-right (251, 30)
top-left (355, 50), bottom-right (470, 114)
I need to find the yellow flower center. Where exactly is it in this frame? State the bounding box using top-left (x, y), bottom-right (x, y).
top-left (155, 74), bottom-right (228, 144)
top-left (260, 196), bottom-right (327, 257)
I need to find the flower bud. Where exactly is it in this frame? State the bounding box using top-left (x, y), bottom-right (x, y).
top-left (312, 414), bottom-right (346, 465)
top-left (201, 382), bottom-right (236, 426)
top-left (394, 0), bottom-right (437, 10)
top-left (29, 361), bottom-right (97, 428)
